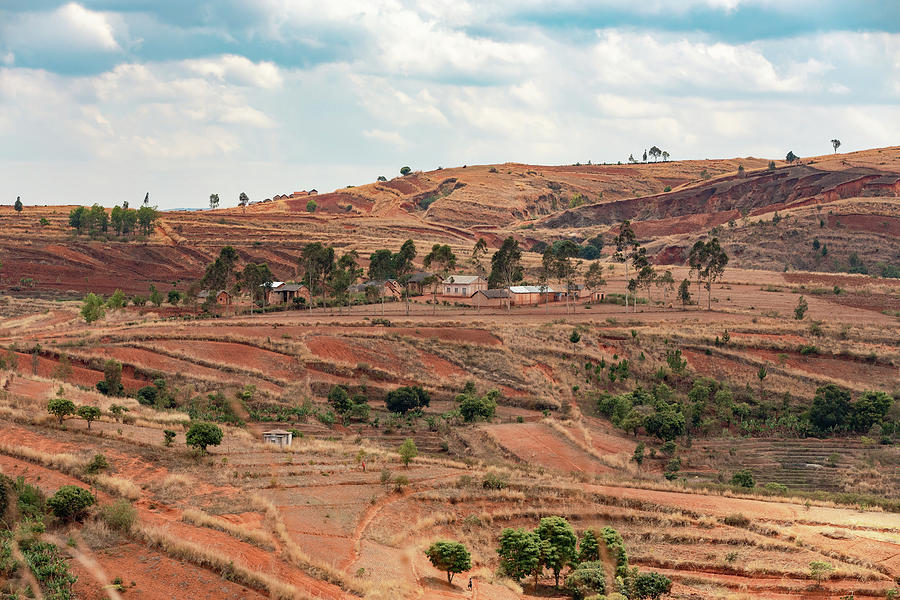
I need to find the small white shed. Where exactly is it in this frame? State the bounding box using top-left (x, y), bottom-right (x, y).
top-left (262, 429), bottom-right (293, 447)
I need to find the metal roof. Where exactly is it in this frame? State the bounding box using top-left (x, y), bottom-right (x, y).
top-left (442, 275), bottom-right (484, 284)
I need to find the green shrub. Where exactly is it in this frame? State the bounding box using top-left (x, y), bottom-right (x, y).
top-left (565, 567), bottom-right (606, 599)
top-left (481, 472), bottom-right (508, 490)
top-left (730, 469), bottom-right (755, 488)
top-left (84, 454), bottom-right (109, 475)
top-left (47, 486), bottom-right (95, 521)
top-left (723, 513), bottom-right (750, 527)
top-left (185, 422), bottom-right (223, 453)
top-left (163, 430), bottom-right (176, 446)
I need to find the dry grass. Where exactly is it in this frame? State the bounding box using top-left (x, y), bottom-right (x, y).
top-left (181, 508), bottom-right (274, 550)
top-left (94, 474), bottom-right (141, 500)
top-left (135, 524), bottom-right (305, 600)
top-left (148, 473), bottom-right (194, 503)
top-left (0, 441), bottom-right (89, 475)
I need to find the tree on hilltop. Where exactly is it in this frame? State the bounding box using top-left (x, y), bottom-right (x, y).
top-left (209, 193), bottom-right (219, 209)
top-left (14, 196), bottom-right (22, 212)
top-left (830, 139), bottom-right (841, 153)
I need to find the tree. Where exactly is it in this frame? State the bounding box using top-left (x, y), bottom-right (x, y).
top-left (163, 429), bottom-right (176, 446)
top-left (757, 364), bottom-right (767, 398)
top-left (458, 388), bottom-right (498, 422)
top-left (578, 529), bottom-right (600, 561)
top-left (398, 438), bottom-right (418, 467)
top-left (149, 284), bottom-right (163, 307)
top-left (794, 296), bottom-right (808, 320)
top-left (656, 270), bottom-right (675, 306)
top-left (48, 397), bottom-right (76, 425)
top-left (565, 567), bottom-right (606, 600)
top-left (730, 469), bottom-right (755, 488)
top-left (849, 390), bottom-right (892, 433)
top-left (470, 238), bottom-right (489, 276)
top-left (168, 289), bottom-right (181, 305)
top-left (632, 572), bottom-right (673, 599)
top-left (14, 196), bottom-right (23, 212)
top-left (488, 237), bottom-right (524, 289)
top-left (81, 292), bottom-right (106, 323)
top-left (330, 251), bottom-right (362, 314)
top-left (238, 192), bottom-right (249, 210)
top-left (242, 262), bottom-right (275, 307)
top-left (97, 359), bottom-right (124, 396)
top-left (809, 561), bottom-right (834, 587)
top-left (328, 385), bottom-right (352, 415)
top-left (377, 175), bottom-right (387, 181)
top-left (47, 486), bottom-right (95, 521)
top-left (678, 279), bottom-right (691, 306)
top-left (425, 541), bottom-right (471, 584)
top-left (648, 146), bottom-right (662, 161)
top-left (703, 238), bottom-right (728, 310)
top-left (185, 422), bottom-right (223, 452)
top-left (400, 166), bottom-right (411, 175)
top-left (106, 289), bottom-right (126, 310)
top-left (143, 192), bottom-right (150, 205)
top-left (661, 151), bottom-right (670, 161)
top-left (536, 516), bottom-right (578, 586)
top-left (785, 150), bottom-right (798, 164)
top-left (209, 193), bottom-right (219, 209)
top-left (808, 384), bottom-right (851, 433)
top-left (368, 249), bottom-right (395, 280)
top-left (137, 205), bottom-right (158, 235)
top-left (76, 405), bottom-right (101, 429)
top-left (299, 242), bottom-right (335, 309)
top-left (385, 385), bottom-right (430, 414)
top-left (497, 528), bottom-right (543, 584)
top-left (584, 262), bottom-right (606, 300)
top-left (642, 149), bottom-right (648, 162)
top-left (613, 221), bottom-right (639, 311)
top-left (632, 248), bottom-right (656, 308)
top-left (423, 244), bottom-right (456, 314)
top-left (306, 199), bottom-right (317, 212)
top-left (830, 139), bottom-right (841, 154)
top-left (545, 240), bottom-right (580, 314)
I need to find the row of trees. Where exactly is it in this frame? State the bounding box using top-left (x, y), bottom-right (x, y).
top-left (209, 192), bottom-right (250, 210)
top-left (68, 204), bottom-right (158, 237)
top-left (628, 147), bottom-right (670, 163)
top-left (426, 517), bottom-right (671, 598)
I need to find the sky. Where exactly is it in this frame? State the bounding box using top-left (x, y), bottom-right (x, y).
top-left (1, 1), bottom-right (898, 209)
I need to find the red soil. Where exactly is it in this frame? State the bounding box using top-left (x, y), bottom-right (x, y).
top-left (305, 336), bottom-right (397, 371)
top-left (10, 352), bottom-right (145, 391)
top-left (421, 352), bottom-right (466, 378)
top-left (485, 422), bottom-right (613, 474)
top-left (748, 348), bottom-right (899, 388)
top-left (151, 339), bottom-right (300, 381)
top-left (827, 213), bottom-right (900, 237)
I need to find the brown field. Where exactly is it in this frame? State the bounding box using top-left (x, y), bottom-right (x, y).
top-left (0, 147), bottom-right (897, 599)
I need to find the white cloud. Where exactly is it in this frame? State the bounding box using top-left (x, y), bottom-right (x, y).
top-left (363, 129), bottom-right (409, 146)
top-left (183, 55), bottom-right (284, 89)
top-left (1, 3), bottom-right (122, 54)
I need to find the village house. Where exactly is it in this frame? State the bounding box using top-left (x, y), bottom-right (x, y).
top-left (405, 272), bottom-right (433, 295)
top-left (441, 275), bottom-right (487, 297)
top-left (473, 288), bottom-right (511, 309)
top-left (197, 289), bottom-right (231, 305)
top-left (265, 282), bottom-right (310, 305)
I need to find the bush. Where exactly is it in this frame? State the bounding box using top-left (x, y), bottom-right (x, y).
top-left (47, 485), bottom-right (95, 521)
top-left (163, 430), bottom-right (176, 446)
top-left (565, 567), bottom-right (606, 599)
top-left (306, 199), bottom-right (317, 212)
top-left (99, 499), bottom-right (137, 532)
top-left (84, 454), bottom-right (109, 475)
top-left (136, 385), bottom-right (158, 406)
top-left (385, 386), bottom-right (430, 414)
top-left (458, 389), bottom-right (498, 422)
top-left (723, 513), bottom-right (750, 527)
top-left (764, 482), bottom-right (788, 494)
top-left (632, 571), bottom-right (672, 599)
top-left (400, 166), bottom-right (411, 175)
top-left (398, 438), bottom-right (417, 467)
top-left (76, 405), bottom-right (102, 429)
top-left (185, 422), bottom-right (223, 452)
top-left (424, 540), bottom-right (471, 584)
top-left (730, 469), bottom-right (755, 488)
top-left (481, 472), bottom-right (508, 490)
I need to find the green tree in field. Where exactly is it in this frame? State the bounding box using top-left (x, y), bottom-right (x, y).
top-left (457, 387), bottom-right (498, 422)
top-left (209, 193), bottom-right (219, 209)
top-left (678, 278), bottom-right (691, 306)
top-left (186, 422), bottom-right (223, 453)
top-left (613, 221), bottom-right (639, 311)
top-left (76, 405), bottom-right (102, 429)
top-left (849, 390), bottom-right (892, 433)
top-left (149, 284), bottom-right (163, 307)
top-left (47, 485), bottom-right (95, 521)
top-left (786, 150), bottom-right (798, 164)
top-left (107, 289), bottom-right (126, 310)
top-left (398, 438), bottom-right (418, 468)
top-left (536, 516), bottom-right (578, 586)
top-left (241, 262), bottom-right (275, 307)
top-left (81, 292), bottom-right (106, 323)
top-left (565, 566), bottom-right (606, 599)
top-left (238, 192), bottom-right (249, 210)
top-left (425, 540), bottom-right (471, 584)
top-left (327, 385), bottom-right (352, 415)
top-left (48, 396), bottom-right (76, 425)
top-left (423, 243), bottom-right (457, 314)
top-left (809, 561), bottom-right (834, 587)
top-left (794, 295), bottom-right (808, 320)
top-left (97, 359), bottom-right (123, 396)
top-left (497, 528), bottom-right (543, 584)
top-left (730, 469), bottom-right (755, 488)
top-left (487, 236), bottom-right (524, 289)
top-left (808, 384), bottom-right (851, 433)
top-left (168, 289), bottom-right (181, 305)
top-left (632, 571), bottom-right (673, 599)
top-left (385, 385), bottom-right (430, 414)
top-left (578, 529), bottom-right (600, 562)
top-left (306, 199), bottom-right (317, 212)
top-left (14, 196), bottom-right (23, 212)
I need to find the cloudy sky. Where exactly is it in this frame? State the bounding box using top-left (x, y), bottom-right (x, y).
top-left (1, 1), bottom-right (898, 209)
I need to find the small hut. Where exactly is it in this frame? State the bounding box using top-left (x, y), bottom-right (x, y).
top-left (262, 429), bottom-right (293, 448)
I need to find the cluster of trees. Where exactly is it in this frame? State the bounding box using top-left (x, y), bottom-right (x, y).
top-left (80, 285), bottom-right (181, 323)
top-left (69, 204), bottom-right (158, 238)
top-left (628, 147), bottom-right (670, 163)
top-left (198, 245), bottom-right (281, 308)
top-left (425, 518), bottom-right (671, 598)
top-left (47, 395), bottom-right (101, 429)
top-left (594, 363), bottom-right (897, 444)
top-left (495, 517), bottom-right (671, 598)
top-left (687, 238), bottom-right (729, 310)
